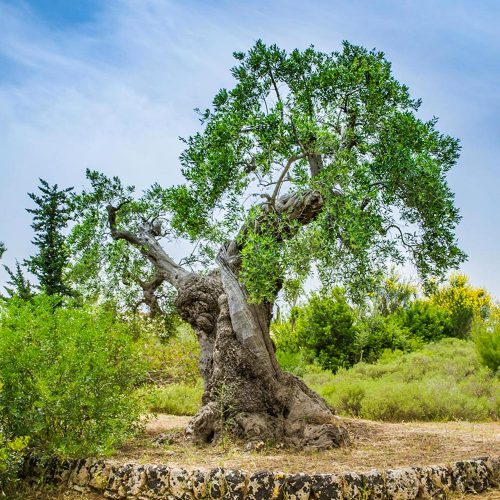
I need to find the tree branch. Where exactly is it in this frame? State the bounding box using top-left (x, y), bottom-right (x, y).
top-left (383, 224), bottom-right (417, 249)
top-left (106, 204), bottom-right (192, 290)
top-left (270, 154), bottom-right (306, 203)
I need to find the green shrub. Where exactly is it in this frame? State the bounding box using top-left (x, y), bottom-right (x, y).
top-left (141, 383), bottom-right (203, 415)
top-left (296, 289), bottom-right (358, 372)
top-left (272, 318), bottom-right (300, 354)
top-left (429, 274), bottom-right (491, 338)
top-left (0, 432), bottom-right (28, 496)
top-left (398, 299), bottom-right (452, 343)
top-left (355, 314), bottom-right (414, 363)
top-left (275, 350), bottom-right (311, 376)
top-left (0, 384), bottom-right (28, 496)
top-left (0, 296), bottom-right (146, 458)
top-left (472, 316), bottom-right (500, 371)
top-left (304, 338), bottom-right (499, 421)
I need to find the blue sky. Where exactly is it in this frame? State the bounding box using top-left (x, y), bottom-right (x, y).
top-left (0, 0), bottom-right (499, 297)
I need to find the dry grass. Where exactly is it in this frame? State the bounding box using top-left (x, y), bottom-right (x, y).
top-left (113, 414), bottom-right (500, 475)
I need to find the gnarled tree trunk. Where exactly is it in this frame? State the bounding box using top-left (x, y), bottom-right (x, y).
top-left (107, 190), bottom-right (349, 450)
top-left (178, 273), bottom-right (349, 450)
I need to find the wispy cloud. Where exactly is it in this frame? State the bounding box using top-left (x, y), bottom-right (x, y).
top-left (0, 0), bottom-right (498, 295)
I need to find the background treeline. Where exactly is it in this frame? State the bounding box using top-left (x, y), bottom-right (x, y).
top-left (272, 271), bottom-right (496, 374)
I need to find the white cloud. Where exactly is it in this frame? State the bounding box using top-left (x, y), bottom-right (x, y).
top-left (0, 0), bottom-right (498, 296)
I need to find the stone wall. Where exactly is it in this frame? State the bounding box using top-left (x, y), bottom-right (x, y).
top-left (24, 455), bottom-right (499, 499)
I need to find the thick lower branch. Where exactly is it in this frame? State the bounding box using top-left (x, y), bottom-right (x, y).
top-left (106, 204), bottom-right (191, 290)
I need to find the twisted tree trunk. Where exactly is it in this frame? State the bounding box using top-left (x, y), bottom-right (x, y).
top-left (177, 271), bottom-right (349, 450)
top-left (107, 191), bottom-right (349, 450)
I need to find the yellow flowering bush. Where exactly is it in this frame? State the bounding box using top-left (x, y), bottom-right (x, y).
top-left (430, 274), bottom-right (492, 338)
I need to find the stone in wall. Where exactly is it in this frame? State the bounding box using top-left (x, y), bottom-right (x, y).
top-left (246, 470), bottom-right (286, 499)
top-left (360, 469), bottom-right (385, 498)
top-left (285, 473), bottom-right (312, 499)
top-left (309, 473), bottom-right (343, 499)
top-left (384, 467), bottom-right (420, 499)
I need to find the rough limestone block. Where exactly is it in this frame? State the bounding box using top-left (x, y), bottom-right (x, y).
top-left (88, 461), bottom-right (112, 491)
top-left (207, 467), bottom-right (227, 499)
top-left (224, 469), bottom-right (247, 499)
top-left (427, 464), bottom-right (453, 497)
top-left (485, 457), bottom-right (500, 487)
top-left (285, 473), bottom-right (312, 499)
top-left (103, 490), bottom-right (122, 499)
top-left (125, 465), bottom-right (148, 497)
top-left (50, 458), bottom-right (75, 485)
top-left (416, 465), bottom-right (445, 498)
top-left (342, 471), bottom-right (364, 499)
top-left (309, 473), bottom-right (343, 499)
top-left (246, 471), bottom-right (286, 500)
top-left (466, 459), bottom-right (490, 492)
top-left (191, 469), bottom-right (209, 499)
top-left (69, 458), bottom-right (95, 487)
top-left (361, 469), bottom-right (385, 499)
top-left (384, 468), bottom-right (419, 500)
top-left (109, 463), bottom-right (134, 497)
top-left (143, 464), bottom-right (170, 497)
top-left (169, 467), bottom-right (194, 499)
top-left (449, 459), bottom-right (490, 493)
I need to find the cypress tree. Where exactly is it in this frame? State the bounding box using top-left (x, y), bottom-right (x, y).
top-left (3, 261), bottom-right (33, 300)
top-left (25, 179), bottom-right (73, 297)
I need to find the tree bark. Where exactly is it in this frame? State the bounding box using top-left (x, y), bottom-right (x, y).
top-left (107, 192), bottom-right (349, 450)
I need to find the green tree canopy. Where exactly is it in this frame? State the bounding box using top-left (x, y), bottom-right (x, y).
top-left (71, 40), bottom-right (465, 305)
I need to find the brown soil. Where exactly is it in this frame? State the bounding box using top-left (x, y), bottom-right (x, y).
top-left (113, 414), bottom-right (500, 475)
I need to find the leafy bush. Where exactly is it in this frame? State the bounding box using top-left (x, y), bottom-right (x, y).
top-left (472, 315), bottom-right (500, 371)
top-left (304, 338), bottom-right (499, 421)
top-left (0, 383), bottom-right (28, 496)
top-left (369, 270), bottom-right (417, 316)
top-left (397, 299), bottom-right (452, 343)
top-left (0, 296), bottom-right (146, 458)
top-left (141, 383), bottom-right (203, 415)
top-left (430, 274), bottom-right (491, 338)
top-left (275, 349), bottom-right (311, 376)
top-left (355, 314), bottom-right (414, 363)
top-left (0, 433), bottom-right (28, 496)
top-left (295, 289), bottom-right (358, 372)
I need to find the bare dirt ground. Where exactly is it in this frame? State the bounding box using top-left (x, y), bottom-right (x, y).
top-left (114, 414), bottom-right (500, 475)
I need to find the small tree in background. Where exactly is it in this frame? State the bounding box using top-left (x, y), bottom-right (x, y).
top-left (370, 269), bottom-right (417, 317)
top-left (471, 306), bottom-right (500, 371)
top-left (25, 179), bottom-right (73, 298)
top-left (2, 261), bottom-right (33, 301)
top-left (296, 289), bottom-right (358, 372)
top-left (0, 243), bottom-right (5, 259)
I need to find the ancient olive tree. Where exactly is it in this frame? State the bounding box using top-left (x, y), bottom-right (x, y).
top-left (70, 41), bottom-right (465, 449)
